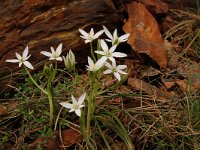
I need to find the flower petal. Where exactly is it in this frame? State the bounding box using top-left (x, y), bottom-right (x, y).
top-left (96, 57), bottom-right (107, 67)
top-left (55, 57), bottom-right (63, 61)
top-left (85, 39), bottom-right (91, 44)
top-left (59, 102), bottom-right (72, 109)
top-left (108, 57), bottom-right (116, 64)
top-left (5, 59), bottom-right (19, 63)
top-left (24, 61), bottom-right (34, 69)
top-left (112, 52), bottom-right (127, 58)
top-left (56, 43), bottom-right (63, 56)
top-left (90, 28), bottom-right (94, 37)
top-left (114, 72), bottom-right (121, 81)
top-left (75, 109), bottom-right (81, 117)
top-left (119, 33), bottom-right (130, 42)
top-left (103, 26), bottom-right (113, 40)
top-left (95, 50), bottom-right (105, 56)
top-left (88, 57), bottom-right (94, 67)
top-left (113, 29), bottom-right (118, 39)
top-left (103, 69), bottom-right (112, 74)
top-left (79, 29), bottom-right (89, 38)
top-left (117, 65), bottom-right (127, 70)
top-left (109, 45), bottom-right (117, 53)
top-left (100, 39), bottom-right (108, 52)
top-left (78, 93), bottom-right (86, 105)
top-left (15, 52), bottom-right (22, 60)
top-left (40, 51), bottom-right (52, 57)
top-left (71, 95), bottom-right (77, 104)
top-left (118, 69), bottom-right (127, 75)
top-left (93, 30), bottom-right (104, 39)
top-left (105, 62), bottom-right (112, 68)
top-left (23, 46), bottom-right (29, 58)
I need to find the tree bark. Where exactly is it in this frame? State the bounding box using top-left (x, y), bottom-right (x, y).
top-left (0, 0), bottom-right (122, 89)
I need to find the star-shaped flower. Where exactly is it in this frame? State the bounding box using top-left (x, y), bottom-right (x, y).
top-left (59, 93), bottom-right (86, 117)
top-left (103, 61), bottom-right (127, 81)
top-left (95, 39), bottom-right (127, 64)
top-left (5, 46), bottom-right (34, 69)
top-left (79, 28), bottom-right (104, 44)
top-left (40, 43), bottom-right (63, 61)
top-left (86, 56), bottom-right (106, 72)
top-left (103, 26), bottom-right (130, 45)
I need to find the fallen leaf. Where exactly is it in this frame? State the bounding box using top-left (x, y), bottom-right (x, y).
top-left (123, 2), bottom-right (168, 68)
top-left (62, 128), bottom-right (83, 147)
top-left (128, 77), bottom-right (174, 102)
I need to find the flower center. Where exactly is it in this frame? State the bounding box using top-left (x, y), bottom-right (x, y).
top-left (112, 67), bottom-right (117, 72)
top-left (105, 51), bottom-right (111, 57)
top-left (73, 104), bottom-right (79, 109)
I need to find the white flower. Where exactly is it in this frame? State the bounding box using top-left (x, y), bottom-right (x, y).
top-left (95, 39), bottom-right (127, 64)
top-left (40, 43), bottom-right (63, 61)
top-left (103, 26), bottom-right (130, 45)
top-left (103, 61), bottom-right (127, 81)
top-left (59, 93), bottom-right (86, 117)
top-left (79, 28), bottom-right (104, 44)
top-left (5, 46), bottom-right (34, 69)
top-left (86, 56), bottom-right (106, 72)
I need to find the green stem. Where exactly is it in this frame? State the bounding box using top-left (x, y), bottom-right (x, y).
top-left (47, 83), bottom-right (54, 127)
top-left (90, 42), bottom-right (96, 62)
top-left (24, 67), bottom-right (48, 95)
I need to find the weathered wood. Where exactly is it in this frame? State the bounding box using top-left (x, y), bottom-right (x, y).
top-left (0, 0), bottom-right (122, 89)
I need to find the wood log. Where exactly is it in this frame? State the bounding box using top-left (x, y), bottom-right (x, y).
top-left (0, 0), bottom-right (122, 90)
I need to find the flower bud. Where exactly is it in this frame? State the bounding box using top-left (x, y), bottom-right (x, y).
top-left (63, 49), bottom-right (76, 72)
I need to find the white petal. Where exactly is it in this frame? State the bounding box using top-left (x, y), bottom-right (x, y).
top-left (95, 50), bottom-right (105, 56)
top-left (93, 30), bottom-right (104, 39)
top-left (56, 43), bottom-right (63, 56)
top-left (69, 108), bottom-right (75, 112)
top-left (105, 39), bottom-right (112, 42)
top-left (75, 109), bottom-right (81, 117)
top-left (80, 35), bottom-right (88, 40)
top-left (79, 104), bottom-right (85, 109)
top-left (23, 46), bottom-right (29, 58)
top-left (103, 26), bottom-right (113, 40)
top-left (112, 52), bottom-right (127, 57)
top-left (60, 102), bottom-right (72, 109)
top-left (78, 93), bottom-right (86, 105)
top-left (51, 47), bottom-right (56, 54)
top-left (90, 28), bottom-right (94, 37)
top-left (119, 33), bottom-right (130, 42)
top-left (108, 57), bottom-right (116, 64)
top-left (114, 72), bottom-right (121, 81)
top-left (15, 52), bottom-right (22, 60)
top-left (105, 62), bottom-right (112, 68)
top-left (24, 61), bottom-right (34, 69)
top-left (5, 59), bottom-right (19, 63)
top-left (111, 60), bottom-right (117, 68)
top-left (113, 29), bottom-right (118, 39)
top-left (118, 69), bottom-right (127, 75)
top-left (56, 57), bottom-right (63, 61)
top-left (103, 69), bottom-right (112, 74)
top-left (40, 51), bottom-right (52, 57)
top-left (96, 57), bottom-right (107, 67)
top-left (117, 65), bottom-right (127, 70)
top-left (100, 40), bottom-right (108, 52)
top-left (79, 29), bottom-right (89, 38)
top-left (71, 95), bottom-right (77, 104)
top-left (109, 45), bottom-right (117, 53)
top-left (19, 62), bottom-right (22, 67)
top-left (88, 57), bottom-right (94, 67)
top-left (85, 39), bottom-right (91, 43)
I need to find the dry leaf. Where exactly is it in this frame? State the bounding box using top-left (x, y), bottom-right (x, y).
top-left (123, 2), bottom-right (168, 68)
top-left (62, 128), bottom-right (83, 147)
